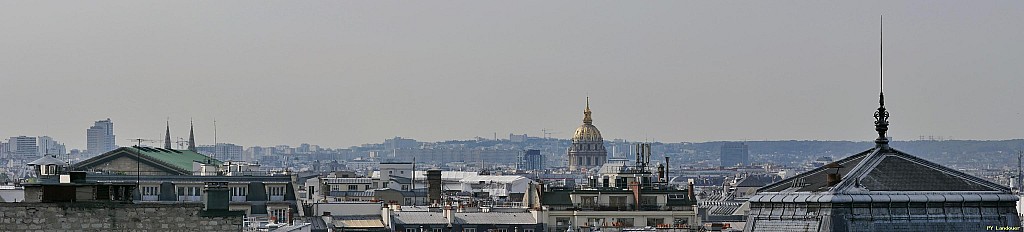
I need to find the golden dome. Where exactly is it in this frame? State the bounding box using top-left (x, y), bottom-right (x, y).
top-left (572, 97), bottom-right (603, 142)
top-left (573, 124), bottom-right (603, 142)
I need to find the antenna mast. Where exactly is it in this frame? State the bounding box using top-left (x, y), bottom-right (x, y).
top-left (214, 118), bottom-right (218, 160)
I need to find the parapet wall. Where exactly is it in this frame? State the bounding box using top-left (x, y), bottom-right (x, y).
top-left (0, 202), bottom-right (242, 232)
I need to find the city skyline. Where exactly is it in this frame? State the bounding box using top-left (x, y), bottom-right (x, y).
top-left (2, 1), bottom-right (1023, 149)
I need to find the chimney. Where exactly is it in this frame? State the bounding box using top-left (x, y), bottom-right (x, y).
top-left (202, 182), bottom-right (230, 211)
top-left (687, 179), bottom-right (695, 201)
top-left (628, 181), bottom-right (640, 211)
top-left (322, 212), bottom-right (333, 226)
top-left (443, 205), bottom-right (454, 225)
top-left (427, 169), bottom-right (442, 205)
top-left (824, 163), bottom-right (843, 187)
top-left (657, 164), bottom-right (665, 183)
top-left (664, 157), bottom-right (670, 182)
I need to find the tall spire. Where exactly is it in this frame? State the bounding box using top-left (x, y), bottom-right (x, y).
top-left (874, 15), bottom-right (890, 149)
top-left (188, 119), bottom-right (196, 152)
top-left (583, 97), bottom-right (593, 124)
top-left (164, 119), bottom-right (172, 149)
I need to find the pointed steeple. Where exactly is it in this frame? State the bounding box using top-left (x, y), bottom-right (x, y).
top-left (582, 97), bottom-right (593, 124)
top-left (188, 119), bottom-right (197, 152)
top-left (164, 119), bottom-right (172, 149)
top-left (874, 15), bottom-right (890, 149)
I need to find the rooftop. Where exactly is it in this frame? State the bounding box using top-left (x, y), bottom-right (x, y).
top-left (75, 146), bottom-right (222, 175)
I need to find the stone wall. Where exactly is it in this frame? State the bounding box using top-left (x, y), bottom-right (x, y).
top-left (0, 202), bottom-right (242, 231)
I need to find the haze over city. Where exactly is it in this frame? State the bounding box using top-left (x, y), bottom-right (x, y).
top-left (2, 1), bottom-right (1022, 149)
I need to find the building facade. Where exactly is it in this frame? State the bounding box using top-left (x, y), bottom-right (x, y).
top-left (567, 98), bottom-right (607, 171)
top-left (36, 136), bottom-right (65, 157)
top-left (7, 136), bottom-right (38, 159)
top-left (720, 142), bottom-right (748, 167)
top-left (86, 118), bottom-right (116, 156)
top-left (519, 149), bottom-right (543, 171)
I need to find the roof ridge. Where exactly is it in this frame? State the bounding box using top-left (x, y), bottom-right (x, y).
top-left (831, 148), bottom-right (888, 191)
top-left (758, 149), bottom-right (874, 192)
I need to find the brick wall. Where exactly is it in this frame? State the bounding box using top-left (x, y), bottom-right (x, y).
top-left (0, 202), bottom-right (242, 231)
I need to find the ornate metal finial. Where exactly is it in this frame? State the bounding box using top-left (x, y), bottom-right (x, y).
top-left (874, 16), bottom-right (889, 149)
top-left (874, 91), bottom-right (889, 148)
top-left (583, 97), bottom-right (593, 124)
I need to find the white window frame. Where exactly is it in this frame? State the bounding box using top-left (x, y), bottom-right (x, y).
top-left (142, 186), bottom-right (159, 196)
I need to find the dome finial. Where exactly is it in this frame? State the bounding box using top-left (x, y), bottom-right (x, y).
top-left (583, 97), bottom-right (593, 124)
top-left (874, 15), bottom-right (890, 149)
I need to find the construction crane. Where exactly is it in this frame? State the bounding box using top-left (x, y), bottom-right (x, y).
top-left (175, 137), bottom-right (190, 150)
top-left (541, 129), bottom-right (558, 139)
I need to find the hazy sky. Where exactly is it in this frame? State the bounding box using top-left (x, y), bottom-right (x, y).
top-left (2, 1), bottom-right (1022, 150)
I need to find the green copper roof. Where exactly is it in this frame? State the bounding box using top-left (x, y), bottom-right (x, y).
top-left (126, 146), bottom-right (221, 172)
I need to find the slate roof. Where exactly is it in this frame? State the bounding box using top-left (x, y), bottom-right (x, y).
top-left (538, 190), bottom-right (572, 206)
top-left (735, 175), bottom-right (780, 188)
top-left (763, 147), bottom-right (1009, 193)
top-left (752, 147), bottom-right (1015, 203)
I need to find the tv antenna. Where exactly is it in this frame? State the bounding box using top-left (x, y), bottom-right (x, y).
top-left (126, 138), bottom-right (159, 192)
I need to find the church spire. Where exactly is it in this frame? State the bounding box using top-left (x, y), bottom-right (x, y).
top-left (583, 97), bottom-right (593, 124)
top-left (874, 15), bottom-right (890, 149)
top-left (164, 119), bottom-right (172, 149)
top-left (188, 119), bottom-right (196, 152)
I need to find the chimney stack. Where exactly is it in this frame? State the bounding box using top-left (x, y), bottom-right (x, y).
top-left (322, 212), bottom-right (333, 226)
top-left (687, 179), bottom-right (695, 201)
top-left (202, 182), bottom-right (230, 211)
top-left (824, 163), bottom-right (843, 187)
top-left (664, 157), bottom-right (670, 182)
top-left (427, 169), bottom-right (442, 205)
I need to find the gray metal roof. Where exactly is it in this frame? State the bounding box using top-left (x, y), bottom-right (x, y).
top-left (750, 147), bottom-right (1017, 204)
top-left (392, 212), bottom-right (537, 225)
top-left (759, 148), bottom-right (1010, 194)
top-left (391, 212), bottom-right (448, 225)
top-left (735, 175), bottom-right (780, 188)
top-left (27, 155), bottom-right (68, 166)
top-left (329, 191), bottom-right (376, 197)
top-left (454, 212), bottom-right (537, 225)
top-left (324, 178), bottom-right (373, 184)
